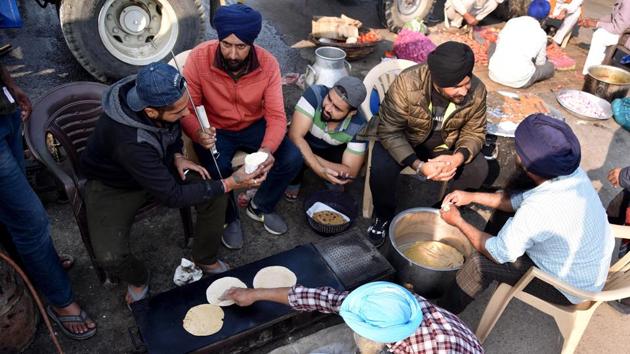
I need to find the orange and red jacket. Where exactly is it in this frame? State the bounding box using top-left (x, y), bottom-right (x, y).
top-left (181, 40), bottom-right (286, 152)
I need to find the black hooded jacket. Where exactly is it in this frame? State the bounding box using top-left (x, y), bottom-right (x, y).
top-left (80, 76), bottom-right (224, 208)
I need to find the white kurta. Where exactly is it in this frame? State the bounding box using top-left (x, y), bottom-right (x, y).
top-left (444, 0), bottom-right (505, 28)
top-left (488, 16), bottom-right (548, 88)
top-left (551, 0), bottom-right (583, 44)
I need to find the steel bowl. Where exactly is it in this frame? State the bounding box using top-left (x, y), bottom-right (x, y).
top-left (583, 65), bottom-right (630, 102)
top-left (387, 208), bottom-right (473, 298)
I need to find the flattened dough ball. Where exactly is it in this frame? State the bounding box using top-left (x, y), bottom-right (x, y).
top-left (206, 277), bottom-right (247, 306)
top-left (182, 304), bottom-right (224, 336)
top-left (253, 266), bottom-right (297, 289)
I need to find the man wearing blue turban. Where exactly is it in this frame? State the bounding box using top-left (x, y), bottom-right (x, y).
top-left (438, 114), bottom-right (614, 315)
top-left (223, 281), bottom-right (483, 353)
top-left (181, 4), bottom-right (303, 248)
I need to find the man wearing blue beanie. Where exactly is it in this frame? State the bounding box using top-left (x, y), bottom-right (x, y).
top-left (181, 4), bottom-right (303, 247)
top-left (223, 281), bottom-right (483, 353)
top-left (437, 114), bottom-right (614, 316)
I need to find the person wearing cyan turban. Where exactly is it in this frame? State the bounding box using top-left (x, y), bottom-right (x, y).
top-left (364, 41), bottom-right (488, 248)
top-left (438, 114), bottom-right (615, 314)
top-left (223, 281), bottom-right (483, 353)
top-left (180, 4), bottom-right (303, 248)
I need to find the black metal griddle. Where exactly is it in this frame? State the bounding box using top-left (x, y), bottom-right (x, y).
top-left (130, 232), bottom-right (394, 354)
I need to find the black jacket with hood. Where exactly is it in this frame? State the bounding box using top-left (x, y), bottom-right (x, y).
top-left (80, 76), bottom-right (224, 208)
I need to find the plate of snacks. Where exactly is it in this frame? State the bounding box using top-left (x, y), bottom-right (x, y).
top-left (304, 190), bottom-right (357, 236)
top-left (486, 91), bottom-right (564, 137)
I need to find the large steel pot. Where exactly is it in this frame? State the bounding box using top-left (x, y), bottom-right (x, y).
top-left (583, 65), bottom-right (630, 102)
top-left (388, 208), bottom-right (473, 298)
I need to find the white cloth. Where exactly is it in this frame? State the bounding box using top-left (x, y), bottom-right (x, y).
top-left (582, 27), bottom-right (621, 75)
top-left (488, 17), bottom-right (548, 88)
top-left (553, 7), bottom-right (582, 45)
top-left (444, 0), bottom-right (504, 27)
top-left (485, 168), bottom-right (615, 304)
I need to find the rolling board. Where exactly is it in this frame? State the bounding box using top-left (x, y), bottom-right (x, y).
top-left (130, 235), bottom-right (393, 354)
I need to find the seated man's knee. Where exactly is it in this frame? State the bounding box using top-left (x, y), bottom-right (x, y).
top-left (276, 139), bottom-right (304, 172)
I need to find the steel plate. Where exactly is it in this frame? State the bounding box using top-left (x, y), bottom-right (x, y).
top-left (555, 89), bottom-right (612, 120)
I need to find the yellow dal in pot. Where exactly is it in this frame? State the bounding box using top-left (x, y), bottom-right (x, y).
top-left (402, 241), bottom-right (465, 270)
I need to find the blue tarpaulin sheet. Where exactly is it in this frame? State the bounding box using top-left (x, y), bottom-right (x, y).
top-left (0, 0), bottom-right (23, 29)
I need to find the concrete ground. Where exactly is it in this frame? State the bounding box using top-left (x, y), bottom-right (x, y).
top-left (2, 0), bottom-right (629, 353)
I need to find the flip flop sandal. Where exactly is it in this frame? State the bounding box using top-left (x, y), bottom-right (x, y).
top-left (198, 259), bottom-right (230, 275)
top-left (46, 305), bottom-right (97, 340)
top-left (284, 184), bottom-right (300, 202)
top-left (126, 284), bottom-right (150, 311)
top-left (59, 254), bottom-right (74, 271)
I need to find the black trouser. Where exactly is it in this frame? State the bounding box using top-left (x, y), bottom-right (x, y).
top-left (369, 141), bottom-right (488, 221)
top-left (438, 253), bottom-right (573, 314)
top-left (607, 189), bottom-right (629, 225)
top-left (85, 178), bottom-right (227, 286)
top-left (291, 137), bottom-right (347, 186)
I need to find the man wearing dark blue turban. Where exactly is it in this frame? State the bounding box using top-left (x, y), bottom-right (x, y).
top-left (181, 4), bottom-right (303, 248)
top-left (437, 114), bottom-right (615, 317)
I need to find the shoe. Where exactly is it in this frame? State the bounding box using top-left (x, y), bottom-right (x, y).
top-left (367, 218), bottom-right (389, 247)
top-left (222, 220), bottom-right (244, 249)
top-left (197, 259), bottom-right (230, 275)
top-left (246, 201), bottom-right (288, 235)
top-left (481, 143), bottom-right (497, 160)
top-left (608, 298), bottom-right (630, 315)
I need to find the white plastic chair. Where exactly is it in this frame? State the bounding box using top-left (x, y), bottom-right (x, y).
top-left (358, 59), bottom-right (417, 218)
top-left (168, 50), bottom-right (246, 169)
top-left (476, 224), bottom-right (630, 354)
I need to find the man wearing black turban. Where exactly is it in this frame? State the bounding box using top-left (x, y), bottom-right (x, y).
top-left (365, 41), bottom-right (488, 247)
top-left (180, 4), bottom-right (303, 248)
top-left (438, 114), bottom-right (614, 315)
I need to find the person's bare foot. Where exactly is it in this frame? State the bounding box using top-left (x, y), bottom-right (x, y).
top-left (52, 302), bottom-right (96, 335)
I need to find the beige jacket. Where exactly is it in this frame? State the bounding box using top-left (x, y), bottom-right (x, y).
top-left (369, 64), bottom-right (487, 165)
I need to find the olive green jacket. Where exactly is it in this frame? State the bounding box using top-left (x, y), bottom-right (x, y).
top-left (365, 64), bottom-right (487, 165)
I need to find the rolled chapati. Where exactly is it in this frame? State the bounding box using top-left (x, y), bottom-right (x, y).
top-left (182, 304), bottom-right (224, 336)
top-left (253, 266), bottom-right (297, 289)
top-left (206, 277), bottom-right (248, 307)
top-left (403, 241), bottom-right (465, 270)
